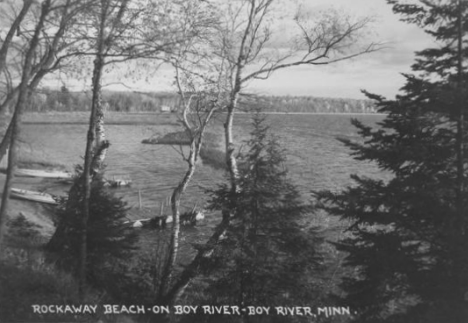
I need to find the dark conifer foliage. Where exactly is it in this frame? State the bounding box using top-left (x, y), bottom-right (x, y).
top-left (316, 1), bottom-right (468, 322)
top-left (46, 167), bottom-right (138, 285)
top-left (202, 111), bottom-right (323, 322)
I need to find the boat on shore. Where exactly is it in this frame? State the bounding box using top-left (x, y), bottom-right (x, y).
top-left (15, 168), bottom-right (73, 179)
top-left (0, 167), bottom-right (73, 179)
top-left (10, 188), bottom-right (58, 205)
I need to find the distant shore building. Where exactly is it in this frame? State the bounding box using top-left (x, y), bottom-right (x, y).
top-left (160, 105), bottom-right (171, 113)
top-left (102, 101), bottom-right (110, 112)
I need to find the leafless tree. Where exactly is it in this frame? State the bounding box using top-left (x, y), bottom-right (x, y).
top-left (217, 0), bottom-right (381, 193)
top-left (67, 0), bottom-right (185, 297)
top-left (0, 0), bottom-right (93, 160)
top-left (163, 0), bottom-right (382, 304)
top-left (0, 0), bottom-right (52, 254)
top-left (0, 0), bottom-right (92, 256)
top-left (42, 0), bottom-right (212, 297)
top-left (158, 50), bottom-right (227, 301)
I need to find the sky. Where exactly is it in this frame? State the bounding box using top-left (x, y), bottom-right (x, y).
top-left (39, 0), bottom-right (435, 100)
top-left (126, 0), bottom-right (433, 100)
top-left (244, 0), bottom-right (434, 99)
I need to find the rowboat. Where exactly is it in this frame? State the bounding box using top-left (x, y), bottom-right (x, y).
top-left (15, 168), bottom-right (72, 179)
top-left (10, 188), bottom-right (58, 205)
top-left (106, 177), bottom-right (132, 188)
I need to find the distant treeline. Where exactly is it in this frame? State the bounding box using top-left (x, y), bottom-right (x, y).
top-left (21, 87), bottom-right (376, 113)
top-left (239, 94), bottom-right (376, 113)
top-left (22, 87), bottom-right (180, 113)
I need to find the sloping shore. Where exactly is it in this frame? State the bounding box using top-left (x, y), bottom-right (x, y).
top-left (0, 173), bottom-right (60, 240)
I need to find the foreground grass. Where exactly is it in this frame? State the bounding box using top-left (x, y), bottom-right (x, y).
top-left (1, 216), bottom-right (99, 322)
top-left (0, 246), bottom-right (147, 323)
top-left (0, 250), bottom-right (99, 323)
top-left (0, 215), bottom-right (139, 323)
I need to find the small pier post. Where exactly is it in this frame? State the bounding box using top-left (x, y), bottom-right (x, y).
top-left (138, 190), bottom-right (142, 209)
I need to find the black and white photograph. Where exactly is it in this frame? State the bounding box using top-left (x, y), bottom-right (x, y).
top-left (0, 0), bottom-right (467, 322)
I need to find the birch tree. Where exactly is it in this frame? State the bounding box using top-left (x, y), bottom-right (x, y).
top-left (67, 0), bottom-right (175, 297)
top-left (0, 0), bottom-right (52, 256)
top-left (216, 0), bottom-right (380, 193)
top-left (0, 0), bottom-right (90, 160)
top-left (158, 48), bottom-right (227, 300)
top-left (162, 0), bottom-right (381, 304)
top-left (0, 0), bottom-right (91, 255)
top-left (42, 0), bottom-right (210, 297)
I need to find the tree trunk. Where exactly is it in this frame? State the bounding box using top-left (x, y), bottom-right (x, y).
top-left (224, 97), bottom-right (240, 193)
top-left (159, 140), bottom-right (197, 301)
top-left (46, 141), bottom-right (109, 254)
top-left (453, 1), bottom-right (467, 319)
top-left (78, 1), bottom-right (107, 297)
top-left (0, 69), bottom-right (58, 162)
top-left (0, 0), bottom-right (75, 160)
top-left (0, 113), bottom-right (18, 255)
top-left (0, 119), bottom-right (12, 167)
top-left (164, 215), bottom-right (231, 302)
top-left (78, 56), bottom-right (105, 299)
top-left (158, 182), bottom-right (182, 300)
top-left (0, 0), bottom-right (51, 254)
top-left (92, 107), bottom-right (108, 173)
top-left (160, 107), bottom-right (218, 305)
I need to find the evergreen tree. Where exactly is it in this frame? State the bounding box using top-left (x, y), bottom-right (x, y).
top-left (46, 167), bottom-right (138, 286)
top-left (316, 1), bottom-right (468, 322)
top-left (203, 112), bottom-right (323, 322)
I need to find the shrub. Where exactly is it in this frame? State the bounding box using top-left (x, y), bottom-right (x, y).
top-left (7, 214), bottom-right (42, 244)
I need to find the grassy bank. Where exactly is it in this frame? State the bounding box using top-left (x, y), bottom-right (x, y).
top-left (0, 212), bottom-right (98, 322)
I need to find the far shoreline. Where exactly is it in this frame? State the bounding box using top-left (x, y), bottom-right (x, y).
top-left (20, 111), bottom-right (385, 125)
